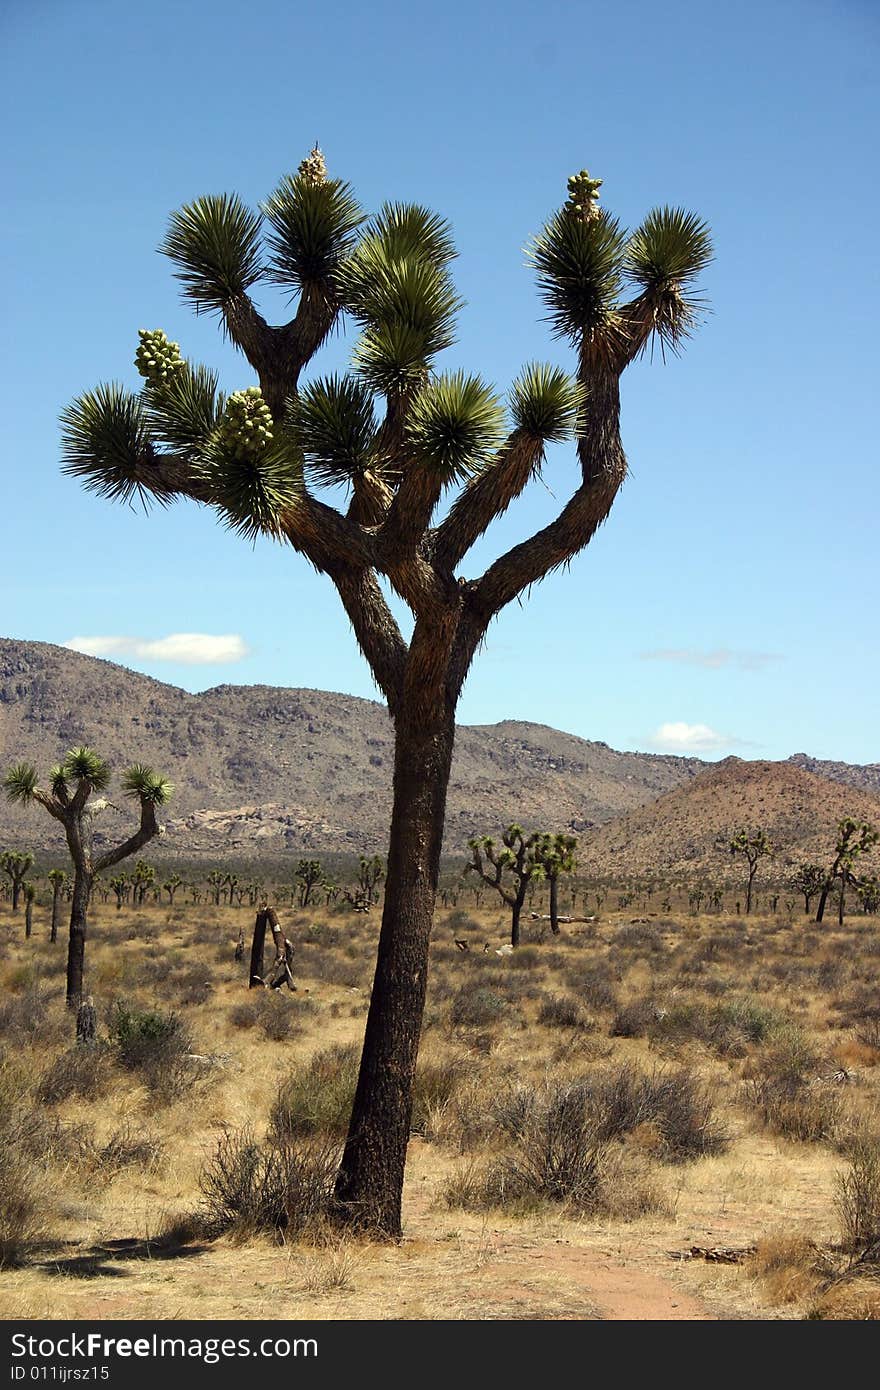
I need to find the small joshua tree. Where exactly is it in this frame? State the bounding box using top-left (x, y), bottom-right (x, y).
top-left (815, 818), bottom-right (879, 924)
top-left (163, 872), bottom-right (183, 905)
top-left (792, 862), bottom-right (825, 916)
top-left (1, 850), bottom-right (34, 912)
top-left (47, 868), bottom-right (67, 942)
top-left (533, 832), bottom-right (578, 934)
top-left (294, 858), bottom-right (324, 908)
top-left (4, 749), bottom-right (171, 1005)
top-left (728, 828), bottom-right (772, 915)
top-left (357, 854), bottom-right (385, 907)
top-left (466, 825), bottom-right (546, 946)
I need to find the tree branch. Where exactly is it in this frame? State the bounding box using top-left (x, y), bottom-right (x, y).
top-left (94, 800), bottom-right (160, 874)
top-left (331, 567), bottom-right (408, 716)
top-left (429, 430), bottom-right (544, 572)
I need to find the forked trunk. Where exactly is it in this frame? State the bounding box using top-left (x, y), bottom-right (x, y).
top-left (333, 704), bottom-right (456, 1237)
top-left (66, 870), bottom-right (92, 1008)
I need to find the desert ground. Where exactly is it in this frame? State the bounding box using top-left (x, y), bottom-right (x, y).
top-left (1, 889), bottom-right (879, 1321)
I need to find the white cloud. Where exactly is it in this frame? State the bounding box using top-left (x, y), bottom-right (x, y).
top-left (641, 648), bottom-right (779, 672)
top-left (647, 721), bottom-right (736, 752)
top-left (64, 633), bottom-right (250, 665)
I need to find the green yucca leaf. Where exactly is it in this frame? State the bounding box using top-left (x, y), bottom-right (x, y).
top-left (197, 431), bottom-right (304, 541)
top-left (623, 207), bottom-right (713, 353)
top-left (145, 362), bottom-right (223, 455)
top-left (405, 371), bottom-right (504, 483)
top-left (62, 747), bottom-right (112, 792)
top-left (3, 763), bottom-right (38, 804)
top-left (341, 245), bottom-right (461, 341)
top-left (262, 174), bottom-right (364, 295)
top-left (510, 363), bottom-right (585, 442)
top-left (366, 203), bottom-right (457, 267)
top-left (121, 764), bottom-right (173, 806)
top-left (291, 375), bottom-right (378, 486)
top-left (49, 766), bottom-right (68, 799)
top-left (60, 385), bottom-right (154, 505)
top-left (351, 320), bottom-right (435, 396)
top-left (528, 208), bottom-right (627, 341)
top-left (161, 194), bottom-right (264, 315)
top-left (625, 207), bottom-right (713, 290)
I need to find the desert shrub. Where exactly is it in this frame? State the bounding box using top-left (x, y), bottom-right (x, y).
top-left (409, 1058), bottom-right (465, 1137)
top-left (506, 946), bottom-right (543, 971)
top-left (565, 962), bottom-right (618, 1012)
top-left (298, 949), bottom-right (363, 988)
top-left (450, 985), bottom-right (508, 1028)
top-left (538, 995), bottom-right (590, 1030)
top-left (610, 996), bottom-right (657, 1038)
top-left (229, 992), bottom-right (311, 1042)
top-left (583, 1065), bottom-right (727, 1160)
top-left (613, 923), bottom-right (665, 953)
top-left (199, 1127), bottom-right (337, 1240)
top-left (95, 1124), bottom-right (165, 1174)
top-left (0, 1147), bottom-right (44, 1268)
top-left (749, 1083), bottom-right (842, 1144)
top-left (108, 1003), bottom-right (196, 1097)
top-left (836, 1143), bottom-right (880, 1254)
top-left (0, 987), bottom-right (61, 1044)
top-left (36, 1044), bottom-right (113, 1104)
top-left (269, 1043), bottom-right (359, 1141)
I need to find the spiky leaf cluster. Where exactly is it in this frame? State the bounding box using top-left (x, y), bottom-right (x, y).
top-left (3, 763), bottom-right (38, 804)
top-left (198, 432), bottom-right (303, 541)
top-left (510, 363), bottom-right (585, 442)
top-left (341, 207), bottom-right (461, 395)
top-left (529, 206), bottom-right (626, 342)
top-left (160, 194), bottom-right (265, 316)
top-left (134, 328), bottom-right (185, 388)
top-left (121, 764), bottom-right (173, 806)
top-left (405, 372), bottom-right (503, 482)
top-left (291, 375), bottom-right (378, 486)
top-left (145, 361), bottom-right (223, 456)
top-left (63, 747), bottom-right (112, 792)
top-left (262, 171), bottom-right (363, 295)
top-left (60, 384), bottom-right (153, 505)
top-left (217, 387), bottom-right (274, 460)
top-left (624, 207), bottom-right (713, 352)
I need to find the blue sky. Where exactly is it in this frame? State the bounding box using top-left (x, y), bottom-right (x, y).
top-left (2, 0), bottom-right (877, 763)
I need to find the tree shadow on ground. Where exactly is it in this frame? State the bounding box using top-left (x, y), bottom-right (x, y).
top-left (34, 1234), bottom-right (210, 1279)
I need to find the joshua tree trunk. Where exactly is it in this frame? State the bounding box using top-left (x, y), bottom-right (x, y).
top-left (25, 897), bottom-right (33, 939)
top-left (549, 875), bottom-right (560, 934)
top-left (333, 704), bottom-right (455, 1235)
top-left (815, 882), bottom-right (831, 923)
top-left (51, 885), bottom-right (62, 943)
top-left (511, 894), bottom-right (525, 947)
top-left (66, 869), bottom-right (92, 1008)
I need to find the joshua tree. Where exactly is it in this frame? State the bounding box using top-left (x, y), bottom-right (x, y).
top-left (357, 854), bottom-right (385, 907)
top-left (533, 832), bottom-right (577, 933)
top-left (132, 859), bottom-right (155, 906)
top-left (208, 869), bottom-right (224, 906)
top-left (466, 825), bottom-right (546, 946)
top-left (163, 872), bottom-right (183, 905)
top-left (59, 150), bottom-right (710, 1236)
top-left (728, 828), bottom-right (772, 915)
top-left (295, 858), bottom-right (324, 907)
top-left (792, 862), bottom-right (825, 916)
top-left (856, 876), bottom-right (880, 915)
top-left (47, 868), bottom-right (67, 942)
top-left (1, 850), bottom-right (34, 912)
top-left (3, 749), bottom-right (171, 1005)
top-left (815, 818), bottom-right (879, 924)
top-left (109, 874), bottom-right (129, 910)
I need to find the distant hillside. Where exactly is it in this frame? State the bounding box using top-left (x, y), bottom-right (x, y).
top-left (787, 752), bottom-right (880, 799)
top-left (0, 638), bottom-right (704, 857)
top-left (578, 757), bottom-right (880, 880)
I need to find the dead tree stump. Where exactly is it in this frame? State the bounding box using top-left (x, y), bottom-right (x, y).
top-left (76, 995), bottom-right (97, 1044)
top-left (249, 908), bottom-right (296, 991)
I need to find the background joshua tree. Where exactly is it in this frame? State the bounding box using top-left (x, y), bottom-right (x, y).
top-left (466, 825), bottom-right (546, 946)
top-left (815, 817), bottom-right (879, 924)
top-left (24, 882), bottom-right (36, 939)
top-left (294, 858), bottom-right (324, 908)
top-left (163, 872), bottom-right (183, 905)
top-left (727, 828), bottom-right (772, 915)
top-left (1, 850), bottom-right (35, 912)
top-left (3, 748), bottom-right (172, 1005)
top-left (356, 854), bottom-right (385, 907)
top-left (47, 867), bottom-right (67, 942)
top-left (59, 149), bottom-right (711, 1236)
top-left (208, 868), bottom-right (224, 905)
top-left (532, 832), bottom-right (578, 934)
top-left (793, 862), bottom-right (826, 916)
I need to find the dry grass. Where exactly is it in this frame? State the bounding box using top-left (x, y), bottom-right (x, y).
top-left (0, 895), bottom-right (878, 1319)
